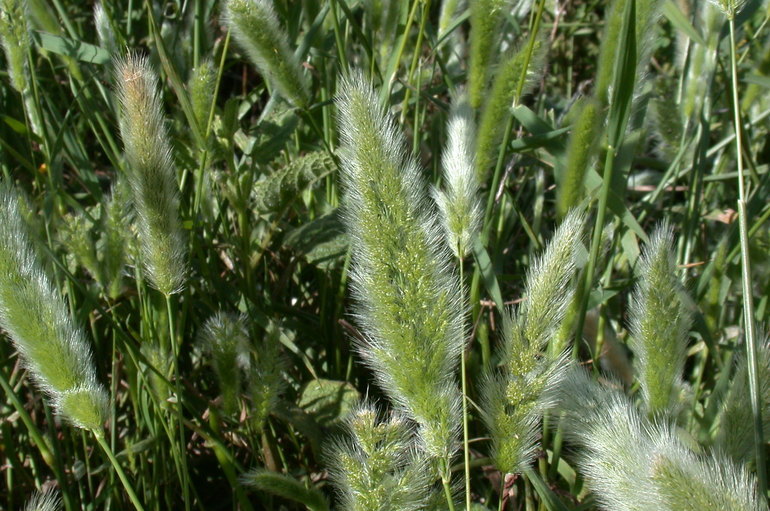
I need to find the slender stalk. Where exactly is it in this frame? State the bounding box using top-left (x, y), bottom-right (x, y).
top-left (165, 294), bottom-right (191, 511)
top-left (459, 250), bottom-right (471, 511)
top-left (93, 431), bottom-right (146, 511)
top-left (729, 17), bottom-right (768, 500)
top-left (442, 473), bottom-right (457, 511)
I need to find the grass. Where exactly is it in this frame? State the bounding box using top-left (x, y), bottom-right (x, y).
top-left (1, 0), bottom-right (770, 509)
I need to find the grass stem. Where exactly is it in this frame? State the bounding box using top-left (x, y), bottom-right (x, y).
top-left (729, 16), bottom-right (768, 501)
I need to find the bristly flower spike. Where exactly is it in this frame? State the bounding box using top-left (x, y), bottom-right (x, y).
top-left (115, 53), bottom-right (188, 296)
top-left (627, 223), bottom-right (691, 418)
top-left (433, 91), bottom-right (482, 259)
top-left (337, 71), bottom-right (464, 471)
top-left (0, 185), bottom-right (108, 431)
top-left (223, 0), bottom-right (310, 108)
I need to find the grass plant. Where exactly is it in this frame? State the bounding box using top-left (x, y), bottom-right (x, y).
top-left (2, 0), bottom-right (770, 509)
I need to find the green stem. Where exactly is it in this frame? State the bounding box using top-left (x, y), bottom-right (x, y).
top-left (729, 17), bottom-right (768, 501)
top-left (93, 431), bottom-right (146, 511)
top-left (459, 251), bottom-right (471, 511)
top-left (166, 294), bottom-right (191, 511)
top-left (442, 474), bottom-right (457, 511)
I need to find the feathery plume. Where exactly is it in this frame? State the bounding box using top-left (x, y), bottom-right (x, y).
top-left (433, 92), bottom-right (482, 258)
top-left (337, 71), bottom-right (463, 465)
top-left (223, 0), bottom-right (310, 108)
top-left (115, 53), bottom-right (187, 296)
top-left (24, 489), bottom-right (61, 511)
top-left (475, 38), bottom-right (547, 181)
top-left (482, 211), bottom-right (585, 474)
top-left (198, 312), bottom-right (251, 416)
top-left (627, 223), bottom-right (691, 417)
top-left (94, 2), bottom-right (118, 56)
top-left (189, 58), bottom-right (217, 135)
top-left (327, 404), bottom-right (433, 511)
top-left (550, 365), bottom-right (762, 511)
top-left (715, 339), bottom-right (770, 466)
top-left (0, 185), bottom-right (108, 430)
top-left (247, 321), bottom-right (284, 430)
top-left (0, 0), bottom-right (30, 92)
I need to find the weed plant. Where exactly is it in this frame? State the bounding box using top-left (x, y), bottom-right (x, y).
top-left (1, 0), bottom-right (770, 509)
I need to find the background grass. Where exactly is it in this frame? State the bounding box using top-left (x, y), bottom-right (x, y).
top-left (2, 0), bottom-right (770, 509)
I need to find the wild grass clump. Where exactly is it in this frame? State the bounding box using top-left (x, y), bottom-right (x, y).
top-left (0, 185), bottom-right (108, 431)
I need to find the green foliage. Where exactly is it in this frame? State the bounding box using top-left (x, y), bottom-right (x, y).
top-left (242, 469), bottom-right (330, 511)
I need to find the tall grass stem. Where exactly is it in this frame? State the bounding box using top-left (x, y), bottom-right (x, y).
top-left (729, 16), bottom-right (768, 500)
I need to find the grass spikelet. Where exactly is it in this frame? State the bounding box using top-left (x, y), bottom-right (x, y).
top-left (0, 185), bottom-right (108, 430)
top-left (100, 181), bottom-right (129, 299)
top-left (556, 98), bottom-right (601, 218)
top-left (550, 366), bottom-right (762, 511)
top-left (594, 0), bottom-right (629, 106)
top-left (627, 223), bottom-right (691, 417)
top-left (198, 312), bottom-right (251, 416)
top-left (24, 489), bottom-right (61, 511)
top-left (483, 211), bottom-right (585, 474)
top-left (247, 321), bottom-right (284, 430)
top-left (94, 2), bottom-right (118, 56)
top-left (189, 58), bottom-right (216, 134)
top-left (337, 71), bottom-right (463, 464)
top-left (468, 0), bottom-right (508, 109)
top-left (650, 435), bottom-right (762, 510)
top-left (714, 339), bottom-right (770, 466)
top-left (433, 92), bottom-right (482, 258)
top-left (116, 53), bottom-right (188, 296)
top-left (475, 39), bottom-right (547, 181)
top-left (0, 0), bottom-right (30, 92)
top-left (327, 404), bottom-right (433, 511)
top-left (223, 0), bottom-right (310, 108)
top-left (438, 0), bottom-right (462, 39)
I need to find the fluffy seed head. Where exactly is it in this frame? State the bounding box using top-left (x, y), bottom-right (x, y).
top-left (115, 53), bottom-right (187, 296)
top-left (198, 312), bottom-right (251, 415)
top-left (24, 489), bottom-right (61, 511)
top-left (327, 404), bottom-right (433, 511)
top-left (0, 0), bottom-right (31, 92)
top-left (628, 223), bottom-right (692, 417)
top-left (0, 185), bottom-right (108, 430)
top-left (223, 0), bottom-right (310, 107)
top-left (337, 71), bottom-right (463, 463)
top-left (433, 92), bottom-right (482, 258)
top-left (483, 211), bottom-right (584, 474)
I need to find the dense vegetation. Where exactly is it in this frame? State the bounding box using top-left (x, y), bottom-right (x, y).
top-left (1, 0), bottom-right (770, 509)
